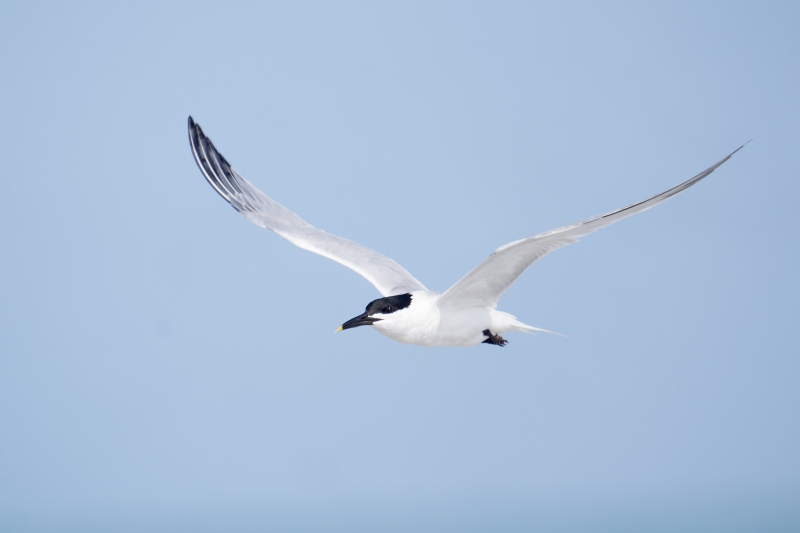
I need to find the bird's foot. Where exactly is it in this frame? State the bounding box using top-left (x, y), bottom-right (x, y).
top-left (482, 329), bottom-right (508, 347)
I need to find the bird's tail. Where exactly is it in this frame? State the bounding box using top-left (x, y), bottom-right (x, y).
top-left (510, 319), bottom-right (567, 338)
top-left (492, 310), bottom-right (566, 337)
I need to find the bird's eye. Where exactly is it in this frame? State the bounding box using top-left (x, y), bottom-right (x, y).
top-left (385, 306), bottom-right (394, 313)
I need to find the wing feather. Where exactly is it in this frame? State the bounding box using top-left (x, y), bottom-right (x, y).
top-left (188, 117), bottom-right (426, 297)
top-left (438, 145), bottom-right (745, 309)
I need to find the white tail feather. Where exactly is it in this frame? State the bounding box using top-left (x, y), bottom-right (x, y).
top-left (512, 321), bottom-right (567, 338)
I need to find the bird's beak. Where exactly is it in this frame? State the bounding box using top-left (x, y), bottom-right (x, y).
top-left (336, 312), bottom-right (381, 332)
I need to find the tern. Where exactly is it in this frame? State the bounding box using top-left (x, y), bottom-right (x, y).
top-left (188, 117), bottom-right (743, 347)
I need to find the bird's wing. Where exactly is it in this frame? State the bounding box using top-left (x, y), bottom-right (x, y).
top-left (438, 145), bottom-right (745, 309)
top-left (188, 117), bottom-right (427, 297)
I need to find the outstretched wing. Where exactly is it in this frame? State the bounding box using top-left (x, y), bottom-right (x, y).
top-left (188, 117), bottom-right (426, 297)
top-left (438, 145), bottom-right (745, 309)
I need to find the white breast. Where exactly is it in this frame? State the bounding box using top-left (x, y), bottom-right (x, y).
top-left (371, 291), bottom-right (510, 347)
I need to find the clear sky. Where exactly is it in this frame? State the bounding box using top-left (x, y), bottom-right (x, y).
top-left (1, 1), bottom-right (798, 531)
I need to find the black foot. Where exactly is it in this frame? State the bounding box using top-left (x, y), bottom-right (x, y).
top-left (482, 329), bottom-right (508, 347)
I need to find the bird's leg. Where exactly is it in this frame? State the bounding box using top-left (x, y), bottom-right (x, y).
top-left (482, 329), bottom-right (508, 347)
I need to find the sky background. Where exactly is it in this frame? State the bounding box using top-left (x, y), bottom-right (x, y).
top-left (1, 1), bottom-right (799, 531)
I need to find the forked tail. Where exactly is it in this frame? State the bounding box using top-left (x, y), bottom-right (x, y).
top-left (511, 319), bottom-right (567, 338)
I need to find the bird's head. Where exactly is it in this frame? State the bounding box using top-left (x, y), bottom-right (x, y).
top-left (336, 293), bottom-right (413, 332)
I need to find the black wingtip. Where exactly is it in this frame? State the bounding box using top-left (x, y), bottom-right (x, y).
top-left (187, 116), bottom-right (202, 153)
top-left (187, 116), bottom-right (208, 149)
top-left (716, 141), bottom-right (749, 167)
top-left (733, 139), bottom-right (751, 155)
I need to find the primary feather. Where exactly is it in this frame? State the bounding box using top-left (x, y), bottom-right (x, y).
top-left (437, 145), bottom-right (746, 309)
top-left (188, 117), bottom-right (426, 297)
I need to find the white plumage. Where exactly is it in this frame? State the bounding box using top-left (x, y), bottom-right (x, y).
top-left (188, 117), bottom-right (743, 347)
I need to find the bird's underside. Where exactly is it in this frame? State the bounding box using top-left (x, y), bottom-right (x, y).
top-left (188, 116), bottom-right (745, 347)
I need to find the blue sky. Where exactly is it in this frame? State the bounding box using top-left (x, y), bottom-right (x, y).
top-left (1, 1), bottom-right (798, 531)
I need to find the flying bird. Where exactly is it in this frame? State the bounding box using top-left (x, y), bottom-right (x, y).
top-left (188, 117), bottom-right (743, 347)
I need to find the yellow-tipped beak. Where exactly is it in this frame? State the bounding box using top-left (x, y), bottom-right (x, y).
top-left (335, 325), bottom-right (343, 332)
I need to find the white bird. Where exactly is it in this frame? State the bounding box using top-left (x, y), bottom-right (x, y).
top-left (188, 117), bottom-right (744, 347)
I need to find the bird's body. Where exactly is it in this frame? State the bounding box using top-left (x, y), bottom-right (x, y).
top-left (188, 117), bottom-right (743, 348)
top-left (362, 291), bottom-right (536, 347)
